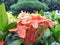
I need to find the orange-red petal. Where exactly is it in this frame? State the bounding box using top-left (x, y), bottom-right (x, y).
top-left (31, 20), bottom-right (38, 28)
top-left (17, 29), bottom-right (26, 38)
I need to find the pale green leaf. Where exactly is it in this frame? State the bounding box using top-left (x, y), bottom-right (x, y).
top-left (9, 39), bottom-right (23, 45)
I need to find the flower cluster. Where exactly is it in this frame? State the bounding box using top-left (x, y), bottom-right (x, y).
top-left (9, 12), bottom-right (55, 44)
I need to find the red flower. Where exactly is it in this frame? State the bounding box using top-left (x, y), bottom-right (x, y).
top-left (9, 13), bottom-right (55, 44)
top-left (0, 40), bottom-right (4, 45)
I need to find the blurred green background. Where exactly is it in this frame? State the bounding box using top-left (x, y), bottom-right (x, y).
top-left (0, 0), bottom-right (60, 15)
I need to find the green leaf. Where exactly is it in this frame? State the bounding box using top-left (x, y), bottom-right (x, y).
top-left (55, 31), bottom-right (60, 38)
top-left (9, 39), bottom-right (23, 45)
top-left (39, 10), bottom-right (44, 16)
top-left (51, 11), bottom-right (56, 18)
top-left (0, 31), bottom-right (7, 39)
top-left (0, 3), bottom-right (8, 31)
top-left (43, 28), bottom-right (51, 39)
top-left (56, 16), bottom-right (60, 24)
top-left (35, 11), bottom-right (38, 14)
top-left (54, 25), bottom-right (60, 38)
top-left (6, 22), bottom-right (17, 30)
top-left (55, 25), bottom-right (60, 33)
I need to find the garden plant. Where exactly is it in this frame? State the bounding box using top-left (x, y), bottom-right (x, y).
top-left (0, 3), bottom-right (60, 45)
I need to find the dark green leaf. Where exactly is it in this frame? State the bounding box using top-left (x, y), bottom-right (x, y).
top-left (55, 31), bottom-right (60, 38)
top-left (6, 22), bottom-right (17, 30)
top-left (56, 16), bottom-right (60, 24)
top-left (39, 10), bottom-right (44, 16)
top-left (0, 31), bottom-right (7, 39)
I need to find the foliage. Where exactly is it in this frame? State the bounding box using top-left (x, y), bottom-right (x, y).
top-left (0, 0), bottom-right (18, 11)
top-left (35, 10), bottom-right (60, 45)
top-left (39, 10), bottom-right (44, 16)
top-left (0, 3), bottom-right (60, 45)
top-left (42, 0), bottom-right (60, 11)
top-left (0, 3), bottom-right (8, 31)
top-left (56, 15), bottom-right (60, 24)
top-left (0, 0), bottom-right (60, 12)
top-left (10, 0), bottom-right (48, 15)
top-left (18, 0), bottom-right (39, 2)
top-left (4, 33), bottom-right (23, 45)
top-left (8, 40), bottom-right (23, 45)
top-left (54, 25), bottom-right (60, 38)
top-left (0, 3), bottom-right (17, 44)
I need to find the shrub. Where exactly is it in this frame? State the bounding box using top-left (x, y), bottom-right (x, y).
top-left (0, 0), bottom-right (18, 11)
top-left (39, 0), bottom-right (60, 11)
top-left (10, 1), bottom-right (48, 15)
top-left (17, 0), bottom-right (39, 2)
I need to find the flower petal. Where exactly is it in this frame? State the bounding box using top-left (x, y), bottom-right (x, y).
top-left (31, 20), bottom-right (38, 28)
top-left (17, 29), bottom-right (26, 38)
